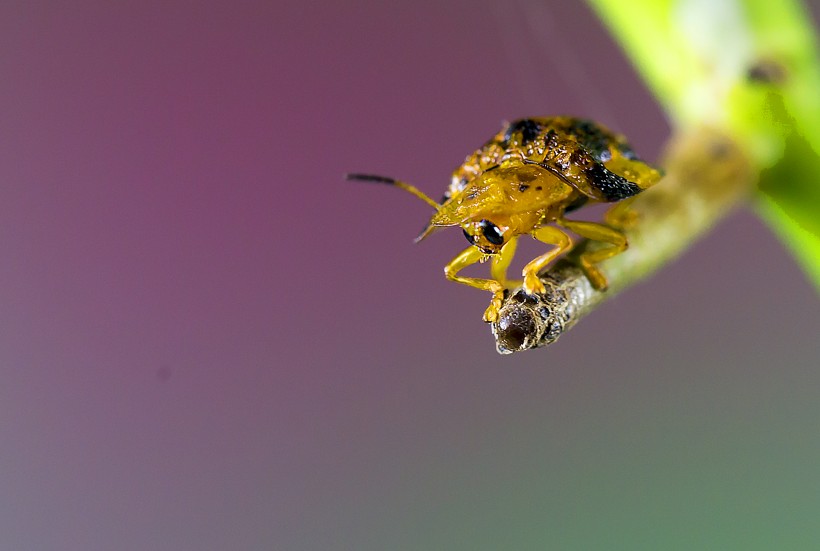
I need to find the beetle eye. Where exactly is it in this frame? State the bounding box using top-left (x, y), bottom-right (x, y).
top-left (479, 219), bottom-right (504, 246)
top-left (462, 228), bottom-right (475, 245)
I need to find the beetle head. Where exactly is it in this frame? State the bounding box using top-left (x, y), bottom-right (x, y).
top-left (461, 218), bottom-right (508, 254)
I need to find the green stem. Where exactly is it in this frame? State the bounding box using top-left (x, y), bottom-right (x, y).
top-left (586, 0), bottom-right (820, 291)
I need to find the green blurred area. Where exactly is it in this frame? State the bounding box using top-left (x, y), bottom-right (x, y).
top-left (587, 0), bottom-right (820, 290)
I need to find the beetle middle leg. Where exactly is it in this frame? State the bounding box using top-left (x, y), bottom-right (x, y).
top-left (521, 226), bottom-right (573, 295)
top-left (556, 217), bottom-right (627, 291)
top-left (445, 241), bottom-right (517, 323)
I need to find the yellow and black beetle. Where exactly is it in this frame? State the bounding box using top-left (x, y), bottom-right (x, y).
top-left (348, 116), bottom-right (663, 323)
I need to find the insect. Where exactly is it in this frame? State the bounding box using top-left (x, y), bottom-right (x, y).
top-left (348, 116), bottom-right (663, 323)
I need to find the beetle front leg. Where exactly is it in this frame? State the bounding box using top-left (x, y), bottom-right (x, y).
top-left (445, 246), bottom-right (506, 323)
top-left (490, 237), bottom-right (520, 289)
top-left (522, 226), bottom-right (573, 295)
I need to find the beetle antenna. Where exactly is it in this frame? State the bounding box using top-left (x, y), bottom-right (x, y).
top-left (345, 173), bottom-right (440, 210)
top-left (413, 223), bottom-right (438, 243)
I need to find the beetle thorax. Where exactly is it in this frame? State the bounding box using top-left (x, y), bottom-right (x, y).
top-left (433, 164), bottom-right (572, 225)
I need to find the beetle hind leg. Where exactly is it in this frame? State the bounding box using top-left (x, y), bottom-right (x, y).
top-left (556, 217), bottom-right (627, 291)
top-left (604, 196), bottom-right (639, 230)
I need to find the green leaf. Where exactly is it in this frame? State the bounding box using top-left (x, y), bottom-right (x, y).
top-left (757, 126), bottom-right (820, 290)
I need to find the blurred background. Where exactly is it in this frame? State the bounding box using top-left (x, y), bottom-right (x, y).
top-left (1, 1), bottom-right (818, 549)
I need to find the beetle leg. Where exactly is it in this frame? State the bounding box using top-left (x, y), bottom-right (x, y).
top-left (522, 226), bottom-right (573, 295)
top-left (490, 237), bottom-right (520, 289)
top-left (556, 217), bottom-right (627, 291)
top-left (604, 196), bottom-right (639, 229)
top-left (444, 245), bottom-right (506, 323)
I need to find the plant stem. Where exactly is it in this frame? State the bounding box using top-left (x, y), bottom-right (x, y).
top-left (491, 127), bottom-right (755, 354)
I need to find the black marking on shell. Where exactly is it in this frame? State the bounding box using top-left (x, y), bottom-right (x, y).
top-left (503, 119), bottom-right (541, 146)
top-left (585, 163), bottom-right (643, 202)
top-left (565, 119), bottom-right (613, 163)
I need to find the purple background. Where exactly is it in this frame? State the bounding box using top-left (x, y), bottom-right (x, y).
top-left (1, 2), bottom-right (818, 550)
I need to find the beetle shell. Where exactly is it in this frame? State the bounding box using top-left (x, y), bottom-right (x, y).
top-left (447, 116), bottom-right (661, 204)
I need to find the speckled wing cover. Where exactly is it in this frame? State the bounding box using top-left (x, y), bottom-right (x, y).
top-left (448, 116), bottom-right (662, 203)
